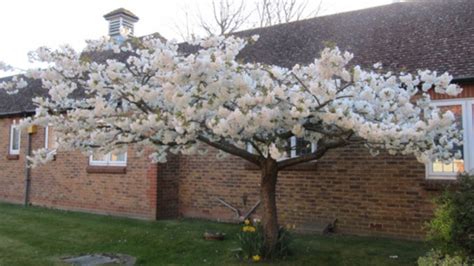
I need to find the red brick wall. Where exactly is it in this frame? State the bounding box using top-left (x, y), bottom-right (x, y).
top-left (0, 118), bottom-right (453, 239)
top-left (0, 117), bottom-right (158, 220)
top-left (156, 155), bottom-right (180, 218)
top-left (0, 117), bottom-right (25, 203)
top-left (175, 83), bottom-right (474, 239)
top-left (176, 144), bottom-right (444, 240)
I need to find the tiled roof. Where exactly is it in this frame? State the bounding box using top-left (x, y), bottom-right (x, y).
top-left (1, 0), bottom-right (473, 116)
top-left (0, 77), bottom-right (44, 116)
top-left (233, 0), bottom-right (474, 78)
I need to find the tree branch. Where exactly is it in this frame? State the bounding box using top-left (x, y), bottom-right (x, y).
top-left (197, 135), bottom-right (261, 165)
top-left (277, 139), bottom-right (347, 170)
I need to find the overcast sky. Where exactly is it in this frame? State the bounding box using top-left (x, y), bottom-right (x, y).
top-left (0, 0), bottom-right (393, 71)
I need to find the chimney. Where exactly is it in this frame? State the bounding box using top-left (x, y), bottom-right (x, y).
top-left (103, 8), bottom-right (139, 38)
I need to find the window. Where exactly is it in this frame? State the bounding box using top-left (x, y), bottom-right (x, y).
top-left (427, 99), bottom-right (472, 180)
top-left (9, 122), bottom-right (20, 155)
top-left (287, 137), bottom-right (316, 158)
top-left (247, 136), bottom-right (316, 159)
top-left (89, 151), bottom-right (127, 166)
top-left (44, 126), bottom-right (55, 150)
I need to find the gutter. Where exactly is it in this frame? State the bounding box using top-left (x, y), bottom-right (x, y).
top-left (0, 110), bottom-right (35, 119)
top-left (452, 76), bottom-right (474, 84)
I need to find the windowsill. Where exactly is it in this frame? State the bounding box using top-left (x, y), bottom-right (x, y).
top-left (426, 175), bottom-right (457, 181)
top-left (86, 165), bottom-right (127, 174)
top-left (6, 154), bottom-right (19, 160)
top-left (244, 161), bottom-right (318, 171)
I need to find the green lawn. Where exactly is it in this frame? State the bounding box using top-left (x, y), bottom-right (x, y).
top-left (0, 202), bottom-right (429, 265)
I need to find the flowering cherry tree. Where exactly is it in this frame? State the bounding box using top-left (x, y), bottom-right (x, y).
top-left (0, 35), bottom-right (463, 256)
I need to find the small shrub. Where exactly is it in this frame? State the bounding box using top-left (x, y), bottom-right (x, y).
top-left (424, 174), bottom-right (474, 262)
top-left (418, 249), bottom-right (468, 266)
top-left (427, 192), bottom-right (456, 254)
top-left (451, 174), bottom-right (474, 256)
top-left (236, 219), bottom-right (292, 262)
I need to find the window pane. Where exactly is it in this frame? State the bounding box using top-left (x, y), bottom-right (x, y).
top-left (453, 159), bottom-right (464, 172)
top-left (91, 153), bottom-right (107, 161)
top-left (287, 137), bottom-right (313, 158)
top-left (295, 138), bottom-right (312, 156)
top-left (432, 161), bottom-right (443, 172)
top-left (285, 139), bottom-right (292, 157)
top-left (110, 152), bottom-right (126, 162)
top-left (45, 126), bottom-right (55, 150)
top-left (90, 151), bottom-right (126, 166)
top-left (432, 105), bottom-right (464, 174)
top-left (12, 127), bottom-right (19, 150)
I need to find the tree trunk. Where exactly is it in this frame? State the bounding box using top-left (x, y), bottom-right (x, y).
top-left (260, 158), bottom-right (279, 257)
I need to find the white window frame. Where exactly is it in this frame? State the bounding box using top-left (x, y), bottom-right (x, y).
top-left (247, 136), bottom-right (317, 159)
top-left (426, 98), bottom-right (472, 180)
top-left (44, 126), bottom-right (49, 150)
top-left (9, 122), bottom-right (20, 155)
top-left (89, 152), bottom-right (127, 167)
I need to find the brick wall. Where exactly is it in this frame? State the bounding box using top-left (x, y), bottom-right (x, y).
top-left (176, 145), bottom-right (445, 240)
top-left (0, 114), bottom-right (457, 240)
top-left (0, 117), bottom-right (158, 220)
top-left (175, 83), bottom-right (474, 239)
top-left (0, 117), bottom-right (25, 204)
top-left (156, 154), bottom-right (180, 218)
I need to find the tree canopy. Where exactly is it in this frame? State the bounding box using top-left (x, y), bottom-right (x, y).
top-left (0, 35), bottom-right (463, 168)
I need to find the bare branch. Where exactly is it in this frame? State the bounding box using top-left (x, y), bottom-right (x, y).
top-left (255, 0), bottom-right (323, 27)
top-left (172, 7), bottom-right (197, 42)
top-left (173, 0), bottom-right (323, 39)
top-left (199, 0), bottom-right (252, 36)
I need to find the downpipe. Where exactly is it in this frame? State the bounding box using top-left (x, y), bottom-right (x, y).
top-left (24, 126), bottom-right (35, 207)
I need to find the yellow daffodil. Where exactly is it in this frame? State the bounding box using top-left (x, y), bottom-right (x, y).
top-left (252, 255), bottom-right (261, 262)
top-left (242, 225), bottom-right (256, 232)
top-left (244, 219), bottom-right (250, 225)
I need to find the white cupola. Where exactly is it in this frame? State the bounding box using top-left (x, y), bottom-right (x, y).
top-left (103, 8), bottom-right (139, 38)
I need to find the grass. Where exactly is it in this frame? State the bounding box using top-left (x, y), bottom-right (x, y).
top-left (0, 202), bottom-right (429, 265)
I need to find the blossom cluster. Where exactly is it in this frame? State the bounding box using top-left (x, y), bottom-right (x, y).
top-left (0, 35), bottom-right (463, 166)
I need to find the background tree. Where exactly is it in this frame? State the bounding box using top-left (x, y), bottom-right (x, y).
top-left (0, 35), bottom-right (462, 258)
top-left (174, 0), bottom-right (323, 39)
top-left (256, 0), bottom-right (323, 27)
top-left (174, 0), bottom-right (251, 40)
top-left (199, 0), bottom-right (251, 36)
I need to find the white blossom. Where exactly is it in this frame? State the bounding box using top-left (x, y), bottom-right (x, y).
top-left (0, 35), bottom-right (462, 167)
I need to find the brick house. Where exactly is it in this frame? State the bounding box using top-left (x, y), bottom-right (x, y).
top-left (0, 1), bottom-right (473, 239)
